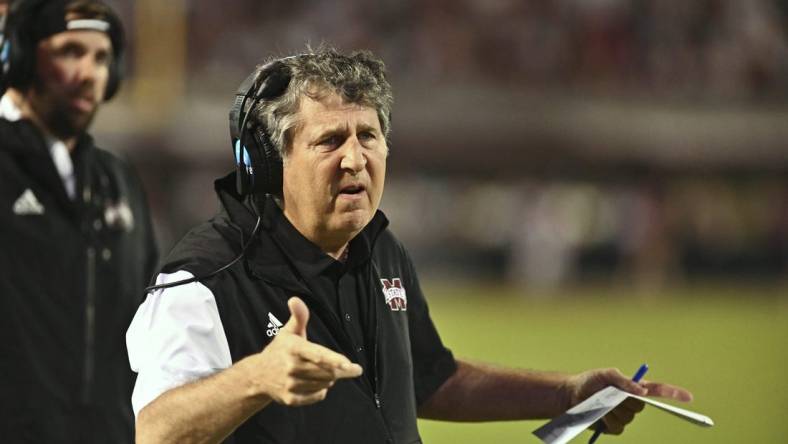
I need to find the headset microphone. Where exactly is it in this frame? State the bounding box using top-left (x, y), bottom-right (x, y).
top-left (144, 59), bottom-right (293, 294)
top-left (143, 216), bottom-right (263, 293)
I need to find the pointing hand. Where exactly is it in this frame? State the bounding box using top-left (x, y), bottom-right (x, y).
top-left (251, 297), bottom-right (363, 406)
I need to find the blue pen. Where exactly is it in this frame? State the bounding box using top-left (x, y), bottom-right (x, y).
top-left (588, 364), bottom-right (649, 444)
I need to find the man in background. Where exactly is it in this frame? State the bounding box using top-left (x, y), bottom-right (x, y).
top-left (0, 1), bottom-right (157, 442)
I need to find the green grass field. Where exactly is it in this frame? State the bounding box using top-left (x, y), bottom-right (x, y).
top-left (416, 281), bottom-right (788, 444)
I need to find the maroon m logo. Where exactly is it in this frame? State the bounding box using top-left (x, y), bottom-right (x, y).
top-left (380, 278), bottom-right (407, 311)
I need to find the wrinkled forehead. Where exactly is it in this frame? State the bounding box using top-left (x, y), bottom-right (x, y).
top-left (295, 92), bottom-right (380, 129)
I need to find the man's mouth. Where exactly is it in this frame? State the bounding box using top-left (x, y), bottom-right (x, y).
top-left (339, 184), bottom-right (366, 196)
top-left (68, 87), bottom-right (96, 109)
top-left (70, 96), bottom-right (95, 113)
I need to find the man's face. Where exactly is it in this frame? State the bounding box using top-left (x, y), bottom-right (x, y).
top-left (282, 92), bottom-right (387, 249)
top-left (29, 30), bottom-right (112, 139)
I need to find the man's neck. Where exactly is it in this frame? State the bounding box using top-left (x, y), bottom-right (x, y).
top-left (298, 225), bottom-right (351, 261)
top-left (4, 89), bottom-right (78, 151)
top-left (278, 205), bottom-right (354, 260)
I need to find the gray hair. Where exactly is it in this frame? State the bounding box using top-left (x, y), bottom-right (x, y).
top-left (252, 47), bottom-right (393, 158)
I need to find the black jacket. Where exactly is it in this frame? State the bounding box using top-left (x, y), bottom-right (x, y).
top-left (0, 119), bottom-right (158, 443)
top-left (158, 174), bottom-right (457, 444)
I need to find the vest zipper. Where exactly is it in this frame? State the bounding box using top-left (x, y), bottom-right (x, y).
top-left (372, 264), bottom-right (381, 407)
top-left (268, 234), bottom-right (391, 437)
top-left (368, 260), bottom-right (395, 444)
top-left (299, 287), bottom-right (391, 441)
top-left (82, 245), bottom-right (96, 402)
top-left (298, 289), bottom-right (384, 406)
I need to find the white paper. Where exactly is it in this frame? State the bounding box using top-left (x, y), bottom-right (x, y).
top-left (532, 387), bottom-right (714, 444)
top-left (533, 387), bottom-right (627, 444)
top-left (627, 393), bottom-right (714, 427)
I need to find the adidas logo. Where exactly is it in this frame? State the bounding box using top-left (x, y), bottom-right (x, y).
top-left (266, 312), bottom-right (284, 337)
top-left (12, 189), bottom-right (45, 215)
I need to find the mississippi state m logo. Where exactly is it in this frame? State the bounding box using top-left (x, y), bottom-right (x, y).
top-left (380, 278), bottom-right (407, 311)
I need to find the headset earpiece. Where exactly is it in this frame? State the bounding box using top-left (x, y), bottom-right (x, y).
top-left (99, 6), bottom-right (125, 100)
top-left (255, 125), bottom-right (283, 194)
top-left (228, 60), bottom-right (291, 197)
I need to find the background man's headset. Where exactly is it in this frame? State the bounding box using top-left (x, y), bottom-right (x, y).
top-left (1, 5), bottom-right (7, 93)
top-left (0, 0), bottom-right (125, 100)
top-left (144, 60), bottom-right (293, 293)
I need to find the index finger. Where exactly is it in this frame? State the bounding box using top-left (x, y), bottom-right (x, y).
top-left (295, 341), bottom-right (363, 377)
top-left (641, 380), bottom-right (693, 402)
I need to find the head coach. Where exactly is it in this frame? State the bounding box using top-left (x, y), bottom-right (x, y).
top-left (0, 0), bottom-right (157, 442)
top-left (127, 48), bottom-right (692, 444)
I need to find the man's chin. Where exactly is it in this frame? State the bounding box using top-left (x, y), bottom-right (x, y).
top-left (47, 108), bottom-right (96, 139)
top-left (333, 211), bottom-right (372, 236)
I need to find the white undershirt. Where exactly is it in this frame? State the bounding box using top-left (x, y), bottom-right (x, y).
top-left (125, 270), bottom-right (232, 417)
top-left (1, 93), bottom-right (77, 199)
top-left (0, 93), bottom-right (22, 121)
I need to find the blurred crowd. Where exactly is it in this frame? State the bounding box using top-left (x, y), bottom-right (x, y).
top-left (383, 176), bottom-right (788, 288)
top-left (102, 0), bottom-right (788, 287)
top-left (183, 0), bottom-right (788, 100)
top-left (138, 162), bottom-right (788, 289)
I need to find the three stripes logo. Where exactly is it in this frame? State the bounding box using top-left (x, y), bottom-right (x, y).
top-left (266, 312), bottom-right (284, 337)
top-left (380, 278), bottom-right (407, 311)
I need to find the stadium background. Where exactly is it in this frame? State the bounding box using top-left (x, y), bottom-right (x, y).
top-left (90, 1), bottom-right (786, 442)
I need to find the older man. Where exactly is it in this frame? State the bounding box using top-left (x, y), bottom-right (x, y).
top-left (0, 0), bottom-right (157, 442)
top-left (127, 49), bottom-right (691, 444)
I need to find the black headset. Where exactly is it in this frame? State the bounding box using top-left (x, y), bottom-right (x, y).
top-left (143, 59), bottom-right (293, 294)
top-left (229, 59), bottom-right (292, 197)
top-left (0, 10), bottom-right (7, 93)
top-left (0, 0), bottom-right (125, 100)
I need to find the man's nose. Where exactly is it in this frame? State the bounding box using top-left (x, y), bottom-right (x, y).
top-left (340, 137), bottom-right (367, 173)
top-left (74, 56), bottom-right (99, 84)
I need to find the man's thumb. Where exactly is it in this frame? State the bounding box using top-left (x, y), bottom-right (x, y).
top-left (281, 296), bottom-right (309, 338)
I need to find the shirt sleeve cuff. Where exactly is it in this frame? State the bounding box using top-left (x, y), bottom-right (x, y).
top-left (414, 349), bottom-right (458, 407)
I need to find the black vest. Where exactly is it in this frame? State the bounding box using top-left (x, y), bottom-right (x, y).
top-left (159, 174), bottom-right (456, 444)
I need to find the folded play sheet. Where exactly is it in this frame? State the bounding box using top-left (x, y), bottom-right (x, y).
top-left (533, 386), bottom-right (714, 444)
